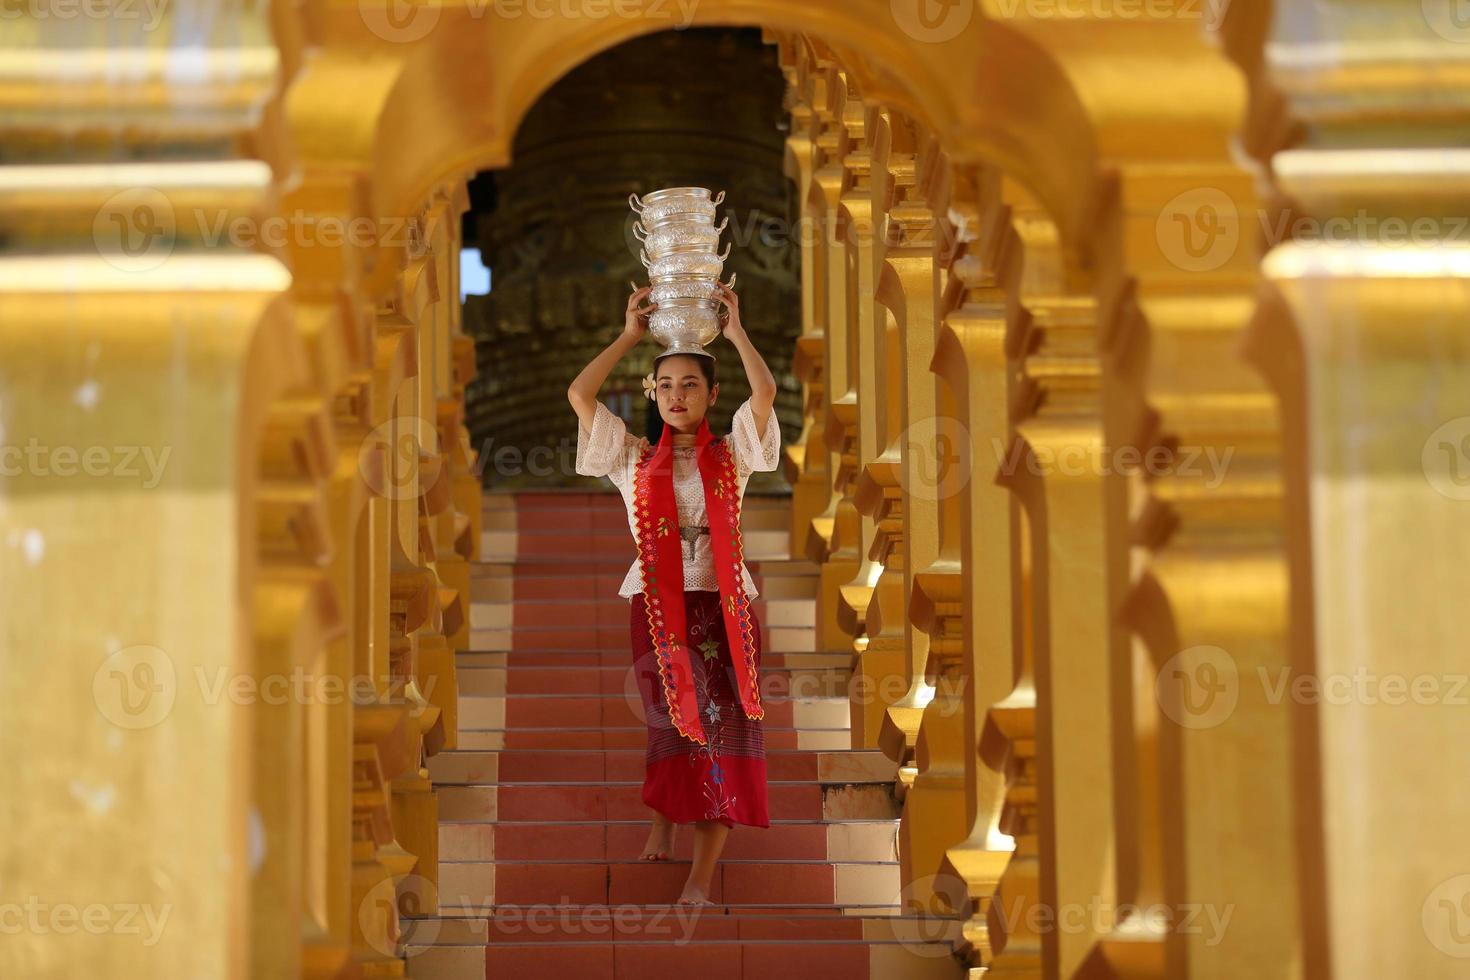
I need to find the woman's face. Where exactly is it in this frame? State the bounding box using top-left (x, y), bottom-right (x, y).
top-left (654, 355), bottom-right (716, 433)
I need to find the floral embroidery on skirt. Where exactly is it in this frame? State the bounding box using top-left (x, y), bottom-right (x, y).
top-left (630, 589), bottom-right (770, 828)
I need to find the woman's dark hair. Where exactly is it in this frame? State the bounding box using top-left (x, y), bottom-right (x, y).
top-left (652, 351), bottom-right (717, 391)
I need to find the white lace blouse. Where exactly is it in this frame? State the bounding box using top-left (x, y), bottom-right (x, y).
top-left (574, 397), bottom-right (781, 599)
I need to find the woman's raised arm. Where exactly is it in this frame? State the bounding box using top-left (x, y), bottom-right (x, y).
top-left (567, 285), bottom-right (656, 432)
top-left (714, 282), bottom-right (777, 441)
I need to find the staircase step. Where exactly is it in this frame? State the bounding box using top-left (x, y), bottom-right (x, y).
top-left (428, 748), bottom-right (895, 785)
top-left (406, 915), bottom-right (965, 980)
top-left (454, 663), bottom-right (849, 698)
top-left (454, 728), bottom-right (854, 751)
top-left (436, 780), bottom-right (897, 823)
top-left (438, 819), bottom-right (898, 863)
top-left (456, 649), bottom-right (842, 670)
top-left (435, 783), bottom-right (893, 824)
top-left (455, 693), bottom-right (852, 731)
top-left (433, 858), bottom-right (900, 908)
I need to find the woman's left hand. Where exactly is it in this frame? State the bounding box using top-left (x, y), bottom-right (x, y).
top-left (715, 282), bottom-right (746, 341)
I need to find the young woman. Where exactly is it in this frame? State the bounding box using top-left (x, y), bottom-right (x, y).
top-left (566, 282), bottom-right (780, 906)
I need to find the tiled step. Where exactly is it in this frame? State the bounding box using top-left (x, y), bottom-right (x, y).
top-left (454, 693), bottom-right (852, 731)
top-left (406, 908), bottom-right (965, 980)
top-left (437, 819), bottom-right (898, 863)
top-left (436, 857), bottom-right (903, 908)
top-left (454, 663), bottom-right (849, 698)
top-left (428, 747), bottom-right (894, 784)
top-left (424, 906), bottom-right (961, 943)
top-left (455, 650), bottom-right (841, 671)
top-left (466, 624), bottom-right (818, 655)
top-left (435, 780), bottom-right (898, 823)
top-left (454, 728), bottom-right (854, 751)
top-left (473, 595), bottom-right (817, 629)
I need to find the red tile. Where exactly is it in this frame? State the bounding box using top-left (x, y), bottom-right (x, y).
top-left (514, 576), bottom-right (599, 601)
top-left (497, 785), bottom-right (606, 822)
top-left (614, 941), bottom-right (743, 978)
top-left (765, 752), bottom-right (818, 780)
top-left (501, 730), bottom-right (603, 749)
top-left (603, 822), bottom-right (828, 862)
top-left (511, 628), bottom-right (600, 651)
top-left (720, 862), bottom-right (833, 905)
top-left (505, 696), bottom-right (602, 728)
top-left (494, 863), bottom-right (608, 905)
top-left (601, 783), bottom-right (816, 822)
top-left (500, 651), bottom-right (603, 667)
top-left (485, 906), bottom-right (734, 944)
top-left (485, 942), bottom-right (614, 979)
top-left (498, 751), bottom-right (605, 781)
top-left (492, 823), bottom-right (606, 861)
top-left (514, 601), bottom-right (595, 628)
top-left (735, 915), bottom-right (865, 941)
top-left (741, 942), bottom-right (869, 980)
top-left (605, 729), bottom-right (648, 749)
top-left (506, 668), bottom-right (604, 696)
top-left (600, 666), bottom-right (635, 694)
top-left (604, 751), bottom-right (646, 781)
top-left (609, 862), bottom-right (723, 905)
top-left (769, 784), bottom-right (823, 820)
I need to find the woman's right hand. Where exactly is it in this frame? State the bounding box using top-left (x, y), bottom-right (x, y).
top-left (624, 284), bottom-right (656, 340)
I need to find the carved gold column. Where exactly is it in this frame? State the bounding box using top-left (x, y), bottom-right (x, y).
top-left (931, 166), bottom-right (1023, 970)
top-left (1231, 3), bottom-right (1470, 975)
top-left (996, 179), bottom-right (1117, 978)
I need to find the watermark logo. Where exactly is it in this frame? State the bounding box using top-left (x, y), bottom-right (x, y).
top-left (0, 0), bottom-right (170, 30)
top-left (1155, 647), bottom-right (1470, 730)
top-left (989, 0), bottom-right (1232, 27)
top-left (359, 873), bottom-right (442, 957)
top-left (1423, 873), bottom-right (1470, 957)
top-left (891, 0), bottom-right (974, 43)
top-left (898, 416), bottom-right (972, 502)
top-left (359, 0), bottom-right (442, 42)
top-left (94, 187), bottom-right (176, 273)
top-left (93, 644), bottom-right (177, 730)
top-left (0, 897), bottom-right (172, 946)
top-left (890, 873), bottom-right (967, 956)
top-left (1155, 645), bottom-right (1238, 730)
top-left (1422, 416), bottom-right (1470, 501)
top-left (1155, 187), bottom-right (1239, 273)
top-left (360, 414), bottom-right (439, 502)
top-left (359, 0), bottom-right (702, 43)
top-left (0, 439), bottom-right (172, 488)
top-left (1423, 0), bottom-right (1470, 43)
top-left (92, 645), bottom-right (441, 730)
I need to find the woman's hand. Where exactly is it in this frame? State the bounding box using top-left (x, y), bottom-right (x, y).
top-left (624, 283), bottom-right (656, 340)
top-left (715, 282), bottom-right (746, 342)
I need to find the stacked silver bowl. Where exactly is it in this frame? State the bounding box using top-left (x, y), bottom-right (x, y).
top-left (630, 186), bottom-right (737, 357)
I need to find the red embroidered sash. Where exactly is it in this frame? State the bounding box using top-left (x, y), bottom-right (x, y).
top-left (632, 414), bottom-right (763, 745)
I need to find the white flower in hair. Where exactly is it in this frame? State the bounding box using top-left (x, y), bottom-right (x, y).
top-left (642, 372), bottom-right (657, 401)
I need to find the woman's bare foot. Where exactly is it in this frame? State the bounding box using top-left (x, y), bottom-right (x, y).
top-left (638, 811), bottom-right (676, 861)
top-left (677, 879), bottom-right (715, 905)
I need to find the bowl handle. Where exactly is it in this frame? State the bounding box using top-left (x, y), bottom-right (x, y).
top-left (715, 215), bottom-right (729, 234)
top-left (640, 248), bottom-right (652, 268)
top-left (629, 192), bottom-right (645, 213)
top-left (712, 190), bottom-right (726, 207)
top-left (632, 222), bottom-right (648, 242)
top-left (718, 242), bottom-right (731, 262)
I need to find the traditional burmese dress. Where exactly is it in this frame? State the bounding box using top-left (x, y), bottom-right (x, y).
top-left (575, 397), bottom-right (780, 828)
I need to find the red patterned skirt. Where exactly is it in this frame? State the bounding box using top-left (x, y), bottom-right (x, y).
top-left (629, 589), bottom-right (770, 828)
